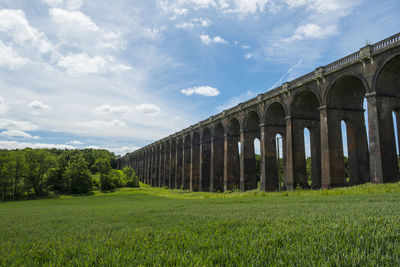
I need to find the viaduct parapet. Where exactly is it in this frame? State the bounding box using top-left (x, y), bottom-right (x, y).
top-left (118, 32), bottom-right (400, 192)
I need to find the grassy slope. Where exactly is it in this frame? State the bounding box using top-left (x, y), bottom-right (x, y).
top-left (1, 183), bottom-right (400, 266)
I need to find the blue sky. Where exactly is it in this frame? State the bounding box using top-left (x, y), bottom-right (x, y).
top-left (0, 0), bottom-right (399, 155)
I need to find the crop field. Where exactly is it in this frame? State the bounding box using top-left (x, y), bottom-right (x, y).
top-left (1, 183), bottom-right (400, 266)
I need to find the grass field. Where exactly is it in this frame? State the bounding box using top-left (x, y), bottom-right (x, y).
top-left (1, 183), bottom-right (400, 266)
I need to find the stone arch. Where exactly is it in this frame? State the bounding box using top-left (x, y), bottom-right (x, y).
top-left (291, 90), bottom-right (321, 120)
top-left (290, 90), bottom-right (321, 189)
top-left (212, 123), bottom-right (225, 192)
top-left (201, 127), bottom-right (211, 192)
top-left (242, 110), bottom-right (261, 190)
top-left (225, 117), bottom-right (241, 191)
top-left (264, 101), bottom-right (287, 191)
top-left (325, 75), bottom-right (370, 185)
top-left (164, 141), bottom-right (171, 188)
top-left (374, 54), bottom-right (400, 96)
top-left (191, 132), bottom-right (201, 191)
top-left (369, 54), bottom-right (400, 182)
top-left (175, 137), bottom-right (183, 189)
top-left (183, 134), bottom-right (191, 189)
top-left (326, 75), bottom-right (367, 109)
top-left (170, 139), bottom-right (176, 189)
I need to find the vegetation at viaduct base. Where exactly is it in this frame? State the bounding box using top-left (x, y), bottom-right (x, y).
top-left (0, 148), bottom-right (139, 201)
top-left (0, 182), bottom-right (399, 266)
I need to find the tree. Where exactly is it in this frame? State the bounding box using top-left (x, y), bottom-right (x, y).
top-left (24, 149), bottom-right (57, 197)
top-left (94, 158), bottom-right (112, 175)
top-left (123, 167), bottom-right (139, 187)
top-left (63, 156), bottom-right (92, 194)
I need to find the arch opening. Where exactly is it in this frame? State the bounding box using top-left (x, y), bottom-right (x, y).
top-left (326, 75), bottom-right (370, 186)
top-left (176, 138), bottom-right (183, 189)
top-left (243, 111), bottom-right (260, 191)
top-left (183, 135), bottom-right (191, 190)
top-left (212, 123), bottom-right (225, 192)
top-left (264, 102), bottom-right (287, 191)
top-left (226, 118), bottom-right (241, 191)
top-left (291, 91), bottom-right (321, 189)
top-left (201, 128), bottom-right (211, 192)
top-left (192, 133), bottom-right (201, 191)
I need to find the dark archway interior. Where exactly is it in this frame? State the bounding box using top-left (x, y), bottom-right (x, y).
top-left (192, 132), bottom-right (200, 191)
top-left (291, 91), bottom-right (321, 188)
top-left (264, 102), bottom-right (286, 191)
top-left (243, 111), bottom-right (260, 190)
top-left (226, 118), bottom-right (241, 190)
top-left (183, 135), bottom-right (191, 189)
top-left (170, 141), bottom-right (176, 189)
top-left (213, 123), bottom-right (225, 192)
top-left (201, 128), bottom-right (211, 192)
top-left (327, 75), bottom-right (369, 185)
top-left (376, 55), bottom-right (400, 96)
top-left (176, 139), bottom-right (183, 189)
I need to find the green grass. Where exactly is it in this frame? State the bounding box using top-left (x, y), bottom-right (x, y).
top-left (1, 183), bottom-right (400, 266)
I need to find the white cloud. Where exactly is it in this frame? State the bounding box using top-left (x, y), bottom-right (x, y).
top-left (245, 53), bottom-right (253, 59)
top-left (109, 145), bottom-right (141, 156)
top-left (50, 8), bottom-right (99, 32)
top-left (68, 140), bottom-right (84, 145)
top-left (0, 9), bottom-right (53, 54)
top-left (0, 140), bottom-right (75, 150)
top-left (28, 101), bottom-right (50, 110)
top-left (57, 53), bottom-right (131, 76)
top-left (0, 41), bottom-right (29, 70)
top-left (286, 24), bottom-right (337, 42)
top-left (0, 130), bottom-right (37, 139)
top-left (200, 34), bottom-right (228, 45)
top-left (200, 34), bottom-right (212, 45)
top-left (268, 58), bottom-right (303, 89)
top-left (135, 104), bottom-right (161, 116)
top-left (181, 86), bottom-right (220, 97)
top-left (0, 119), bottom-right (38, 131)
top-left (78, 120), bottom-right (129, 129)
top-left (176, 22), bottom-right (195, 29)
top-left (95, 105), bottom-right (131, 116)
top-left (0, 96), bottom-right (8, 115)
top-left (213, 36), bottom-right (228, 44)
top-left (241, 45), bottom-right (250, 49)
top-left (43, 0), bottom-right (83, 10)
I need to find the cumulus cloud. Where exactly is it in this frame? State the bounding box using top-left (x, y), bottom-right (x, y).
top-left (0, 41), bottom-right (29, 70)
top-left (0, 140), bottom-right (75, 150)
top-left (0, 9), bottom-right (53, 54)
top-left (78, 120), bottom-right (129, 129)
top-left (0, 96), bottom-right (8, 114)
top-left (245, 53), bottom-right (253, 59)
top-left (43, 0), bottom-right (83, 10)
top-left (68, 140), bottom-right (84, 145)
top-left (95, 105), bottom-right (131, 116)
top-left (200, 35), bottom-right (228, 45)
top-left (57, 53), bottom-right (131, 76)
top-left (285, 24), bottom-right (337, 42)
top-left (28, 101), bottom-right (50, 110)
top-left (181, 86), bottom-right (220, 97)
top-left (135, 104), bottom-right (161, 116)
top-left (176, 22), bottom-right (195, 29)
top-left (0, 130), bottom-right (39, 139)
top-left (0, 119), bottom-right (38, 131)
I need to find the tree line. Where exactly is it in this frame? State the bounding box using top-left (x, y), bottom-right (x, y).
top-left (0, 148), bottom-right (139, 201)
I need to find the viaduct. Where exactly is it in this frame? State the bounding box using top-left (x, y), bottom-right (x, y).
top-left (118, 32), bottom-right (400, 192)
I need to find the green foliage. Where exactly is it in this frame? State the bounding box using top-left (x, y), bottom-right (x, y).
top-left (0, 183), bottom-right (400, 266)
top-left (0, 148), bottom-right (119, 200)
top-left (94, 158), bottom-right (112, 175)
top-left (123, 167), bottom-right (139, 187)
top-left (63, 156), bottom-right (92, 194)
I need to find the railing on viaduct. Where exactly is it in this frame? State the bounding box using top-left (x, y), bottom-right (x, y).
top-left (118, 32), bottom-right (400, 192)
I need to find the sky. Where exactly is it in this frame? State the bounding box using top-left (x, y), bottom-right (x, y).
top-left (0, 0), bottom-right (399, 156)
